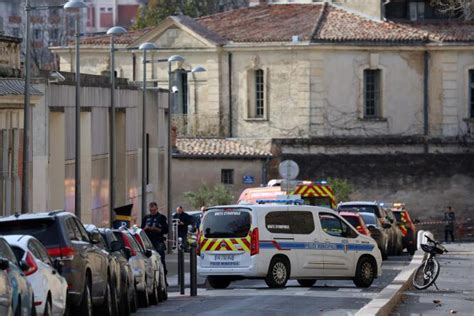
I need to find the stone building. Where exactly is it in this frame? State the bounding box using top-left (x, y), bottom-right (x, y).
top-left (52, 1), bottom-right (474, 223)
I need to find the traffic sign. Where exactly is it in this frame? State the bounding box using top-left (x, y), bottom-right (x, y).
top-left (279, 160), bottom-right (299, 180)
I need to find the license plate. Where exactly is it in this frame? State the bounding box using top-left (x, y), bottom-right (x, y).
top-left (214, 254), bottom-right (235, 261)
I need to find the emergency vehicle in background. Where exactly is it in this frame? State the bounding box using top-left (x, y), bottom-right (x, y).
top-left (238, 179), bottom-right (337, 209)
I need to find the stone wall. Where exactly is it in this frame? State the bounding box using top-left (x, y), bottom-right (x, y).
top-left (272, 153), bottom-right (474, 224)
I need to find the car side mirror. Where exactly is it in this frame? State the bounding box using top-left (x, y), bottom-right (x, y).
top-left (19, 260), bottom-right (29, 272)
top-left (0, 258), bottom-right (9, 270)
top-left (89, 232), bottom-right (101, 244)
top-left (123, 247), bottom-right (132, 260)
top-left (53, 259), bottom-right (63, 274)
top-left (383, 223), bottom-right (392, 229)
top-left (110, 241), bottom-right (122, 253)
top-left (145, 249), bottom-right (153, 258)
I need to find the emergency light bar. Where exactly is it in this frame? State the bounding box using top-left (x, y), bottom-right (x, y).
top-left (256, 199), bottom-right (304, 205)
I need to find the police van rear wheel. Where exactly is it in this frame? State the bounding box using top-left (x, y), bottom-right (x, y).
top-left (265, 257), bottom-right (290, 288)
top-left (207, 276), bottom-right (231, 289)
top-left (297, 279), bottom-right (317, 287)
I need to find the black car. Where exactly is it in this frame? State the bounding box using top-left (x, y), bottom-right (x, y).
top-left (97, 227), bottom-right (138, 314)
top-left (0, 211), bottom-right (115, 316)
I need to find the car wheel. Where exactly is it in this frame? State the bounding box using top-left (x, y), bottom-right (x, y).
top-left (265, 257), bottom-right (290, 288)
top-left (297, 279), bottom-right (317, 287)
top-left (43, 297), bottom-right (52, 316)
top-left (158, 275), bottom-right (168, 302)
top-left (149, 278), bottom-right (159, 305)
top-left (14, 298), bottom-right (20, 316)
top-left (129, 285), bottom-right (138, 313)
top-left (408, 244), bottom-right (416, 256)
top-left (120, 287), bottom-right (131, 316)
top-left (96, 280), bottom-right (114, 316)
top-left (353, 257), bottom-right (376, 288)
top-left (73, 283), bottom-right (92, 316)
top-left (381, 240), bottom-right (388, 260)
top-left (207, 276), bottom-right (231, 289)
top-left (137, 282), bottom-right (149, 308)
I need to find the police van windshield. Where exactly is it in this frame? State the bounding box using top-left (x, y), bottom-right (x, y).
top-left (203, 208), bottom-right (251, 238)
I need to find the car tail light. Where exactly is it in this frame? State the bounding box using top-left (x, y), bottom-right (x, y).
top-left (250, 228), bottom-right (259, 256)
top-left (24, 252), bottom-right (38, 276)
top-left (47, 246), bottom-right (75, 261)
top-left (121, 235), bottom-right (137, 257)
top-left (196, 230), bottom-right (201, 256)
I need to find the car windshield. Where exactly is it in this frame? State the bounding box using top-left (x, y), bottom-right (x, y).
top-left (0, 219), bottom-right (61, 248)
top-left (360, 213), bottom-right (376, 225)
top-left (339, 205), bottom-right (379, 215)
top-left (202, 208), bottom-right (251, 238)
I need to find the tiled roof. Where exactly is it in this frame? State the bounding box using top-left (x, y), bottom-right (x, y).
top-left (197, 4), bottom-right (323, 42)
top-left (0, 79), bottom-right (43, 96)
top-left (79, 27), bottom-right (153, 45)
top-left (175, 138), bottom-right (272, 158)
top-left (78, 3), bottom-right (474, 46)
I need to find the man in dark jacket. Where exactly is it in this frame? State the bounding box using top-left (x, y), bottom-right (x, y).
top-left (444, 206), bottom-right (456, 243)
top-left (173, 206), bottom-right (192, 250)
top-left (142, 201), bottom-right (169, 274)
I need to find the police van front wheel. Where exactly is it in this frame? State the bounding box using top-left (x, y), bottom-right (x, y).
top-left (265, 257), bottom-right (290, 288)
top-left (353, 257), bottom-right (375, 288)
top-left (207, 276), bottom-right (231, 289)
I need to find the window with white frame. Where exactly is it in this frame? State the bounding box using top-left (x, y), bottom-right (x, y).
top-left (469, 70), bottom-right (474, 118)
top-left (363, 69), bottom-right (382, 118)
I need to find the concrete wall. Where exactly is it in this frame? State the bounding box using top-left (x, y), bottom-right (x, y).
top-left (171, 158), bottom-right (266, 210)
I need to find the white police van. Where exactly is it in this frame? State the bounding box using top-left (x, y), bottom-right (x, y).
top-left (197, 203), bottom-right (382, 289)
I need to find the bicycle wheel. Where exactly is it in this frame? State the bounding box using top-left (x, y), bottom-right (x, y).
top-left (413, 257), bottom-right (440, 290)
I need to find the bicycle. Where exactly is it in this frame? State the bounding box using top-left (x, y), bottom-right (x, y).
top-left (412, 235), bottom-right (448, 290)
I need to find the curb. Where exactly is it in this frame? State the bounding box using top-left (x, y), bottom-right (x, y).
top-left (356, 231), bottom-right (430, 316)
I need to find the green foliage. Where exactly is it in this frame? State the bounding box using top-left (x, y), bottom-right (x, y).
top-left (328, 178), bottom-right (353, 203)
top-left (184, 183), bottom-right (234, 208)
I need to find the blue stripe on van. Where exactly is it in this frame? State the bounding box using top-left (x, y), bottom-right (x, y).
top-left (259, 241), bottom-right (374, 252)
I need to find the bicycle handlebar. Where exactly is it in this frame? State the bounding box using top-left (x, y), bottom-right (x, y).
top-left (424, 234), bottom-right (448, 253)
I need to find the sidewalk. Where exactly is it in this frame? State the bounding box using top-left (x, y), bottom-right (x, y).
top-left (165, 251), bottom-right (206, 289)
top-left (391, 242), bottom-right (474, 315)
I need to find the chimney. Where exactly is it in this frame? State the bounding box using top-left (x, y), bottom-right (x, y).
top-left (249, 0), bottom-right (267, 7)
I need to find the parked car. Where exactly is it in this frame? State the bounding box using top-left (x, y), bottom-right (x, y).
top-left (84, 225), bottom-right (124, 316)
top-left (0, 236), bottom-right (35, 316)
top-left (0, 211), bottom-right (114, 316)
top-left (383, 208), bottom-right (404, 255)
top-left (129, 227), bottom-right (167, 303)
top-left (338, 211), bottom-right (371, 236)
top-left (96, 227), bottom-right (138, 314)
top-left (5, 235), bottom-right (68, 316)
top-left (338, 201), bottom-right (402, 257)
top-left (359, 212), bottom-right (390, 260)
top-left (113, 229), bottom-right (151, 308)
top-left (0, 253), bottom-right (12, 316)
top-left (391, 204), bottom-right (417, 255)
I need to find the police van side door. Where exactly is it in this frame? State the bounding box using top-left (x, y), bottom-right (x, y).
top-left (291, 210), bottom-right (324, 277)
top-left (318, 212), bottom-right (356, 277)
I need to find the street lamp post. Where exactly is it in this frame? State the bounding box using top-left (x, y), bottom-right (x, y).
top-left (107, 26), bottom-right (127, 227)
top-left (139, 42), bottom-right (158, 221)
top-left (64, 0), bottom-right (87, 219)
top-left (21, 0), bottom-right (79, 213)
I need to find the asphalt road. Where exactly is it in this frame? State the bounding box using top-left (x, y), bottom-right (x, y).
top-left (136, 253), bottom-right (412, 316)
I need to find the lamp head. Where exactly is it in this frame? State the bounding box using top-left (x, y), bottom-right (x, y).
top-left (191, 66), bottom-right (206, 73)
top-left (138, 42), bottom-right (157, 51)
top-left (107, 26), bottom-right (127, 36)
top-left (171, 86), bottom-right (179, 94)
top-left (167, 55), bottom-right (185, 63)
top-left (63, 0), bottom-right (87, 11)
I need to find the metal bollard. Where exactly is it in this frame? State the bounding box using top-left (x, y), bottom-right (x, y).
top-left (178, 237), bottom-right (185, 295)
top-left (190, 242), bottom-right (197, 296)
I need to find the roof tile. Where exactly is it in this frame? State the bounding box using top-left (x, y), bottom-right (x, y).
top-left (176, 138), bottom-right (271, 158)
top-left (0, 79), bottom-right (43, 96)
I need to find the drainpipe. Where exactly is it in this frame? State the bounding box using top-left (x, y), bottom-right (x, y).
top-left (228, 52), bottom-right (233, 137)
top-left (423, 51), bottom-right (430, 153)
top-left (261, 157), bottom-right (270, 185)
top-left (132, 53), bottom-right (136, 81)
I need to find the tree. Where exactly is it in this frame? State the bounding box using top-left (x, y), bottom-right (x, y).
top-left (328, 178), bottom-right (354, 203)
top-left (429, 0), bottom-right (473, 20)
top-left (184, 183), bottom-right (234, 208)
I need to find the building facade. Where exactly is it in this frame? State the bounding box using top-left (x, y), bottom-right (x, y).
top-left (52, 2), bottom-right (474, 221)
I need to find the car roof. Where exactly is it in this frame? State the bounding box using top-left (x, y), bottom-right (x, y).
top-left (339, 211), bottom-right (361, 217)
top-left (208, 204), bottom-right (336, 214)
top-left (338, 201), bottom-right (379, 206)
top-left (0, 210), bottom-right (72, 222)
